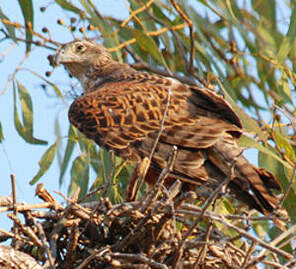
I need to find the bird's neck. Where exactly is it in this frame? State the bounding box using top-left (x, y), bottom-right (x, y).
top-left (81, 60), bottom-right (137, 92)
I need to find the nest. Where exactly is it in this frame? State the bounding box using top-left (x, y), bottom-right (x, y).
top-left (0, 172), bottom-right (294, 269)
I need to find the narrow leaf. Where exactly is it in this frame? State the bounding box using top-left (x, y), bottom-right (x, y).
top-left (69, 155), bottom-right (89, 198)
top-left (17, 0), bottom-right (33, 52)
top-left (59, 125), bottom-right (76, 185)
top-left (55, 0), bottom-right (82, 14)
top-left (30, 142), bottom-right (57, 184)
top-left (0, 7), bottom-right (17, 42)
top-left (0, 122), bottom-right (4, 142)
top-left (277, 7), bottom-right (296, 62)
top-left (272, 130), bottom-right (296, 163)
top-left (13, 81), bottom-right (47, 145)
top-left (132, 28), bottom-right (166, 65)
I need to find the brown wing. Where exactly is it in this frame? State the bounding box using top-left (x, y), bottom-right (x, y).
top-left (69, 78), bottom-right (240, 171)
top-left (69, 76), bottom-right (286, 217)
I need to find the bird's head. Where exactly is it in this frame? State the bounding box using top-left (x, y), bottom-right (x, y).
top-left (54, 39), bottom-right (112, 80)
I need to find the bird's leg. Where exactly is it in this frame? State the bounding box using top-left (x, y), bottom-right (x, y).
top-left (126, 157), bottom-right (150, 201)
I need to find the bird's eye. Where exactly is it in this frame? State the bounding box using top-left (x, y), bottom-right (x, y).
top-left (76, 44), bottom-right (84, 52)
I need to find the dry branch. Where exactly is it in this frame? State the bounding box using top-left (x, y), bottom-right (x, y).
top-left (0, 176), bottom-right (293, 268)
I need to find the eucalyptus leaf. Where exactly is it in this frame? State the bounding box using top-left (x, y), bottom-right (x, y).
top-left (17, 0), bottom-right (33, 52)
top-left (30, 142), bottom-right (57, 184)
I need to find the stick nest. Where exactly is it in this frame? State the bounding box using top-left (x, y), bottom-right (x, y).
top-left (0, 179), bottom-right (294, 269)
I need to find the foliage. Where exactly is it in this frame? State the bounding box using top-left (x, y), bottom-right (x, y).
top-left (1, 0), bottom-right (296, 267)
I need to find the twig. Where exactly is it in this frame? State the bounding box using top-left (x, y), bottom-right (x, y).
top-left (10, 174), bottom-right (18, 247)
top-left (170, 0), bottom-right (195, 74)
top-left (109, 252), bottom-right (168, 269)
top-left (172, 159), bottom-right (237, 268)
top-left (36, 222), bottom-right (55, 268)
top-left (108, 23), bottom-right (188, 52)
top-left (246, 223), bottom-right (296, 267)
top-left (121, 0), bottom-right (154, 30)
top-left (112, 146), bottom-right (177, 252)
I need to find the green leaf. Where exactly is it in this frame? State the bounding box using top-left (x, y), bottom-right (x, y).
top-left (59, 125), bottom-right (76, 185)
top-left (13, 81), bottom-right (47, 145)
top-left (69, 155), bottom-right (89, 198)
top-left (277, 7), bottom-right (296, 62)
top-left (259, 150), bottom-right (296, 219)
top-left (55, 0), bottom-right (82, 14)
top-left (252, 0), bottom-right (276, 30)
top-left (0, 7), bottom-right (17, 42)
top-left (132, 28), bottom-right (166, 65)
top-left (272, 130), bottom-right (296, 163)
top-left (100, 148), bottom-right (113, 184)
top-left (277, 72), bottom-right (292, 104)
top-left (18, 0), bottom-right (33, 52)
top-left (30, 142), bottom-right (57, 184)
top-left (0, 122), bottom-right (4, 142)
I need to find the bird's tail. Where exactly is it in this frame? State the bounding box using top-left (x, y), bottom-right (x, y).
top-left (208, 134), bottom-right (288, 228)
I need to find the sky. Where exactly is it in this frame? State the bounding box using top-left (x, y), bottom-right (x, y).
top-left (0, 0), bottom-right (130, 231)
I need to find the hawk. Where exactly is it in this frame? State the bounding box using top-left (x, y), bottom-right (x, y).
top-left (55, 39), bottom-right (286, 218)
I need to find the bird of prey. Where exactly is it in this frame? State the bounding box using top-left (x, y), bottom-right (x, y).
top-left (54, 39), bottom-right (286, 218)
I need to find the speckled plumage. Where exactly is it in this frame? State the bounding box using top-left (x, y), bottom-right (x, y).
top-left (55, 39), bottom-right (286, 217)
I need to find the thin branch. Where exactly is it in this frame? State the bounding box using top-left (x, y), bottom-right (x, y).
top-left (108, 23), bottom-right (188, 52)
top-left (170, 0), bottom-right (195, 74)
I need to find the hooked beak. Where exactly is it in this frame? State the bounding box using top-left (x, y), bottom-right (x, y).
top-left (54, 46), bottom-right (65, 66)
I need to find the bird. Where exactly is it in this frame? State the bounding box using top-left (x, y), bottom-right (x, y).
top-left (54, 39), bottom-right (287, 220)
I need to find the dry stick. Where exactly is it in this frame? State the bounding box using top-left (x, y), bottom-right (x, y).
top-left (112, 146), bottom-right (177, 252)
top-left (36, 222), bottom-right (55, 268)
top-left (140, 146), bottom-right (178, 213)
top-left (0, 202), bottom-right (59, 213)
top-left (170, 0), bottom-right (195, 74)
top-left (262, 260), bottom-right (288, 269)
top-left (179, 206), bottom-right (293, 261)
top-left (10, 174), bottom-right (18, 247)
top-left (241, 241), bottom-right (257, 268)
top-left (8, 213), bottom-right (43, 248)
top-left (0, 228), bottom-right (28, 244)
top-left (178, 204), bottom-right (294, 262)
top-left (65, 224), bottom-right (80, 269)
top-left (76, 247), bottom-right (108, 269)
top-left (246, 223), bottom-right (296, 268)
top-left (109, 253), bottom-right (168, 269)
top-left (194, 218), bottom-right (213, 267)
top-left (216, 217), bottom-right (293, 260)
top-left (132, 87), bottom-right (172, 201)
top-left (172, 163), bottom-right (236, 269)
top-left (284, 258), bottom-right (296, 268)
